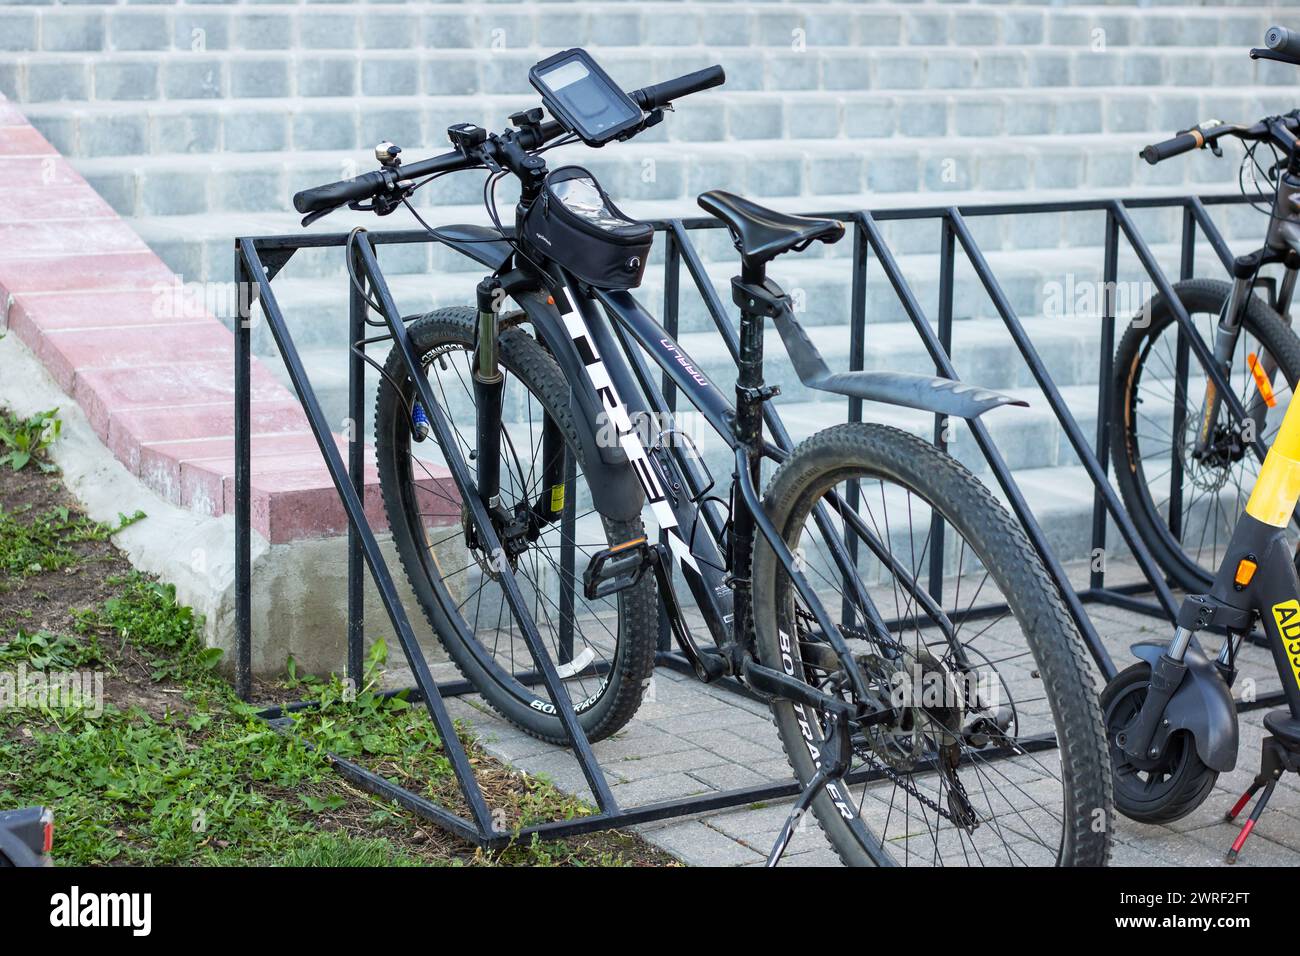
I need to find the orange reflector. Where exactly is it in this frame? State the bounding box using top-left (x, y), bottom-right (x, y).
top-left (546, 295), bottom-right (555, 305)
top-left (1235, 558), bottom-right (1258, 587)
top-left (1248, 352), bottom-right (1278, 408)
top-left (608, 536), bottom-right (647, 553)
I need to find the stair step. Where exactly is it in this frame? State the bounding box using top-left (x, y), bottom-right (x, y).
top-left (66, 130), bottom-right (1244, 219)
top-left (23, 86), bottom-right (1300, 161)
top-left (122, 179), bottom-right (1253, 285)
top-left (6, 45), bottom-right (1299, 107)
top-left (0, 0), bottom-right (1275, 7)
top-left (1, 3), bottom-right (1281, 57)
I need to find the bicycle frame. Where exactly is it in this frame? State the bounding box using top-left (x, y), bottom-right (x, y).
top-left (491, 223), bottom-right (1027, 679)
top-left (485, 257), bottom-right (891, 705)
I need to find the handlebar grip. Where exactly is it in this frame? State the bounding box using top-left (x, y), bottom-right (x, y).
top-left (293, 169), bottom-right (389, 214)
top-left (1266, 25), bottom-right (1300, 59)
top-left (631, 65), bottom-right (725, 111)
top-left (1140, 131), bottom-right (1202, 165)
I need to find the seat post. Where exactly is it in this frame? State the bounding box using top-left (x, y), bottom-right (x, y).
top-left (735, 256), bottom-right (768, 449)
top-left (730, 256), bottom-right (768, 634)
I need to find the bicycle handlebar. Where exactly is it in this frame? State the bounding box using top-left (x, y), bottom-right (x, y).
top-left (293, 169), bottom-right (391, 214)
top-left (1266, 25), bottom-right (1300, 59)
top-left (630, 65), bottom-right (726, 111)
top-left (1140, 111), bottom-right (1300, 166)
top-left (1141, 129), bottom-right (1210, 166)
top-left (293, 150), bottom-right (480, 214)
top-left (292, 65), bottom-right (723, 219)
top-left (1251, 25), bottom-right (1300, 67)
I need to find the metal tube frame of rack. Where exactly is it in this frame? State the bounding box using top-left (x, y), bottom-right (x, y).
top-left (232, 190), bottom-right (1285, 851)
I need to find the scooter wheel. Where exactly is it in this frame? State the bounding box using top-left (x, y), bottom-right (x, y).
top-left (1102, 662), bottom-right (1218, 824)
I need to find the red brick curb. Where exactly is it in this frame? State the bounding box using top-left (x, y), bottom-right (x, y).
top-left (0, 95), bottom-right (455, 543)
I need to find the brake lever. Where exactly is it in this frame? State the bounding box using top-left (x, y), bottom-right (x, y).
top-left (300, 205), bottom-right (340, 227)
top-left (1251, 47), bottom-right (1300, 66)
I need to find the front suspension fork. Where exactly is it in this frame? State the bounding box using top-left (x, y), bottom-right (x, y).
top-left (1195, 274), bottom-right (1255, 454)
top-left (474, 278), bottom-right (505, 509)
top-left (1193, 264), bottom-right (1298, 456)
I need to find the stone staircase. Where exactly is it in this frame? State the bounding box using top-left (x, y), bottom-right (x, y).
top-left (3, 0), bottom-right (1298, 566)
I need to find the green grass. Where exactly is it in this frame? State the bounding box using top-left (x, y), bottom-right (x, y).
top-left (0, 504), bottom-right (144, 577)
top-left (0, 572), bottom-right (334, 865)
top-left (0, 571), bottom-right (644, 866)
top-left (271, 833), bottom-right (424, 867)
top-left (92, 575), bottom-right (224, 682)
top-left (0, 406), bottom-right (61, 472)
top-left (0, 406), bottom-right (656, 867)
top-left (0, 628), bottom-right (103, 669)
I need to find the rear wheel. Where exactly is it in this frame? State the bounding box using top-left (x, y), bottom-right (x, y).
top-left (374, 308), bottom-right (656, 744)
top-left (753, 423), bottom-right (1112, 866)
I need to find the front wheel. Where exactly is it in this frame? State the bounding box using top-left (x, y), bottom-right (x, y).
top-left (374, 308), bottom-right (657, 744)
top-left (1101, 662), bottom-right (1217, 824)
top-left (752, 423), bottom-right (1112, 866)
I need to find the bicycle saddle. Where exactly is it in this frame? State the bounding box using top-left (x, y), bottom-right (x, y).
top-left (698, 191), bottom-right (844, 264)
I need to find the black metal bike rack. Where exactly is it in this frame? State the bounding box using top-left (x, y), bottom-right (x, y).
top-left (233, 190), bottom-right (1285, 853)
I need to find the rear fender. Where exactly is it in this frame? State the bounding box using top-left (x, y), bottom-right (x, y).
top-left (770, 300), bottom-right (1027, 419)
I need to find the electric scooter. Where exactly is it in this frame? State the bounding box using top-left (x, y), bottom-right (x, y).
top-left (1103, 23), bottom-right (1300, 865)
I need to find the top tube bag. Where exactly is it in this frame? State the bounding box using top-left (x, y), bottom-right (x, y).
top-left (523, 165), bottom-right (653, 290)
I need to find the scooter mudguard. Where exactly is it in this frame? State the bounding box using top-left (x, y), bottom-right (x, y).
top-left (1131, 639), bottom-right (1239, 772)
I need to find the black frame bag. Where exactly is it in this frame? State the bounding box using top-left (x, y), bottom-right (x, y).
top-left (523, 166), bottom-right (653, 290)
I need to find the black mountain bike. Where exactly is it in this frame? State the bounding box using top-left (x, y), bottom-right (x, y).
top-left (1115, 31), bottom-right (1300, 593)
top-left (293, 49), bottom-right (1111, 866)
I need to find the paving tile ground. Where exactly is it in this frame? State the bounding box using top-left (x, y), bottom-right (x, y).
top-left (391, 592), bottom-right (1300, 868)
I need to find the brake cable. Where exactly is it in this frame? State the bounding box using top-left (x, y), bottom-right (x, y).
top-left (1240, 139), bottom-right (1283, 218)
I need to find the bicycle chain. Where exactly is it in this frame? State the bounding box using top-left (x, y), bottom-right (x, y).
top-left (852, 743), bottom-right (977, 827)
top-left (856, 747), bottom-right (957, 823)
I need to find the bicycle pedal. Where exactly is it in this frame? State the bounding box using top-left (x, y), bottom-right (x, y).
top-left (582, 537), bottom-right (652, 600)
